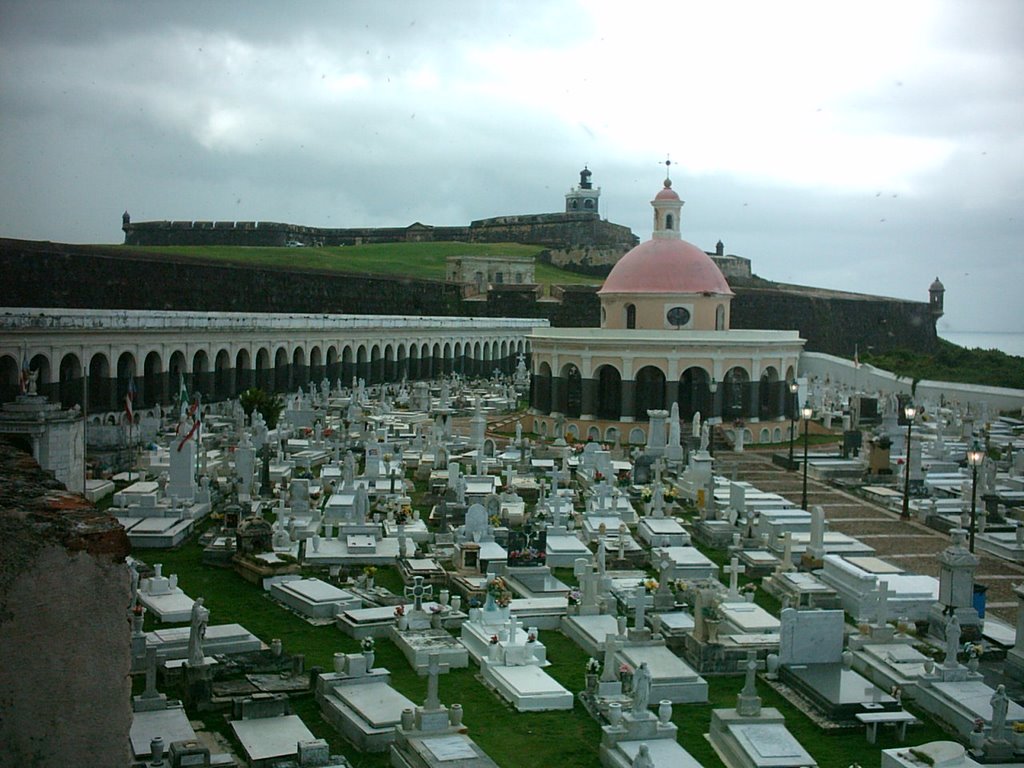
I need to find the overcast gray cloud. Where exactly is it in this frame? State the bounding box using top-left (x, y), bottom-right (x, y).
top-left (1, 0), bottom-right (1022, 337)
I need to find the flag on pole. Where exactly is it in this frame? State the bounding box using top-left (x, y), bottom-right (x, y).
top-left (177, 393), bottom-right (201, 452)
top-left (124, 377), bottom-right (136, 423)
top-left (853, 344), bottom-right (861, 369)
top-left (19, 353), bottom-right (31, 394)
top-left (178, 374), bottom-right (189, 419)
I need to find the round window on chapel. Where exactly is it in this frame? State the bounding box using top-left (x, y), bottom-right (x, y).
top-left (666, 306), bottom-right (691, 328)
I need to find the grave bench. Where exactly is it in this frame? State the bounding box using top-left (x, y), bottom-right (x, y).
top-left (855, 710), bottom-right (920, 744)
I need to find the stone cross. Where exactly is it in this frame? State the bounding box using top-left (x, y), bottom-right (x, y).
top-left (741, 650), bottom-right (765, 698)
top-left (723, 556), bottom-right (746, 599)
top-left (601, 633), bottom-right (620, 683)
top-left (657, 557), bottom-right (674, 596)
top-left (405, 576), bottom-right (433, 612)
top-left (627, 588), bottom-right (647, 631)
top-left (506, 614), bottom-right (523, 644)
top-left (423, 652), bottom-right (450, 710)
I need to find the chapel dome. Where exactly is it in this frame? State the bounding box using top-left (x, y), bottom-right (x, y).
top-left (654, 178), bottom-right (680, 201)
top-left (599, 237), bottom-right (733, 295)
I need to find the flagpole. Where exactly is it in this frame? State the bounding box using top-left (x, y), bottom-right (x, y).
top-left (83, 369), bottom-right (89, 492)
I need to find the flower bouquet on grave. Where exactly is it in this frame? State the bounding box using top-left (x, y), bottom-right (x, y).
top-left (619, 662), bottom-right (634, 692)
top-left (485, 576), bottom-right (512, 610)
top-left (361, 636), bottom-right (375, 652)
top-left (642, 578), bottom-right (659, 593)
top-left (567, 588), bottom-right (582, 607)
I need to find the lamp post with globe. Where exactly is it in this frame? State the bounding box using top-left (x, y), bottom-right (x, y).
top-left (800, 405), bottom-right (813, 510)
top-left (967, 442), bottom-right (986, 553)
top-left (901, 404), bottom-right (917, 520)
top-left (787, 380), bottom-right (799, 470)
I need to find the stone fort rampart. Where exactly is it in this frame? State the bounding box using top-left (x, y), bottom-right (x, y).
top-left (0, 238), bottom-right (938, 358)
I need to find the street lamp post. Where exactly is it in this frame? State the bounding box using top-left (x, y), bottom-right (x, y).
top-left (800, 404), bottom-right (813, 510)
top-left (901, 404), bottom-right (917, 519)
top-left (787, 381), bottom-right (799, 470)
top-left (708, 377), bottom-right (718, 458)
top-left (967, 442), bottom-right (985, 553)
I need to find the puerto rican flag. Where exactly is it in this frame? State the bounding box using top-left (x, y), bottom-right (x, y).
top-left (124, 377), bottom-right (136, 423)
top-left (18, 353), bottom-right (30, 394)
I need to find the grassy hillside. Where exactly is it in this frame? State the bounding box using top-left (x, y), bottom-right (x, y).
top-left (125, 241), bottom-right (604, 286)
top-left (862, 338), bottom-right (1024, 390)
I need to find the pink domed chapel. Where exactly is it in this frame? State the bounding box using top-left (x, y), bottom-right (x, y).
top-left (528, 174), bottom-right (805, 445)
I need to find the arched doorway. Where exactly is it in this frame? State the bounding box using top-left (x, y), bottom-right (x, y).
top-left (595, 365), bottom-right (622, 420)
top-left (634, 365), bottom-right (666, 418)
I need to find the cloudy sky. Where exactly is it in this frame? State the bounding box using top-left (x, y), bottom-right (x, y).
top-left (1, 1), bottom-right (1022, 336)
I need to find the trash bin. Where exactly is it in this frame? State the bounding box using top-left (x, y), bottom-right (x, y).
top-left (973, 583), bottom-right (988, 619)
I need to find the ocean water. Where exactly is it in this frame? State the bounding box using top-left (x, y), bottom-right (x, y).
top-left (939, 331), bottom-right (1024, 357)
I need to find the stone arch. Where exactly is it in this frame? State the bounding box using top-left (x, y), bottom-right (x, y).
top-left (0, 354), bottom-right (20, 403)
top-left (326, 345), bottom-right (339, 382)
top-left (59, 352), bottom-right (82, 409)
top-left (341, 345), bottom-right (355, 384)
top-left (274, 346), bottom-right (289, 393)
top-left (309, 345), bottom-right (323, 385)
top-left (534, 361), bottom-right (553, 414)
top-left (678, 366), bottom-right (712, 422)
top-left (500, 340), bottom-right (509, 374)
top-left (292, 346), bottom-right (308, 390)
top-left (628, 427), bottom-right (646, 445)
top-left (723, 366), bottom-right (751, 421)
top-left (356, 344), bottom-right (368, 385)
top-left (759, 365), bottom-right (781, 419)
top-left (420, 342), bottom-right (431, 379)
top-left (472, 341), bottom-right (482, 377)
top-left (442, 342), bottom-right (452, 376)
top-left (380, 343), bottom-right (393, 383)
top-left (566, 423), bottom-right (579, 440)
top-left (235, 348), bottom-right (251, 395)
top-left (432, 343), bottom-right (442, 379)
top-left (214, 348), bottom-right (232, 400)
top-left (168, 350), bottom-right (187, 400)
top-left (192, 349), bottom-right (210, 396)
top-left (30, 353), bottom-right (52, 401)
top-left (394, 343), bottom-right (406, 381)
top-left (370, 344), bottom-right (383, 385)
top-left (452, 341), bottom-right (463, 376)
top-left (773, 427), bottom-right (782, 442)
top-left (88, 352), bottom-right (110, 410)
top-left (255, 347), bottom-right (271, 391)
top-left (143, 350), bottom-right (163, 408)
top-left (587, 426), bottom-right (601, 442)
top-left (634, 365), bottom-right (666, 418)
top-left (760, 427), bottom-right (771, 443)
top-left (560, 363), bottom-right (582, 418)
top-left (116, 351), bottom-right (136, 407)
top-left (408, 344), bottom-right (420, 380)
top-left (604, 426), bottom-right (620, 444)
top-left (595, 364), bottom-right (622, 420)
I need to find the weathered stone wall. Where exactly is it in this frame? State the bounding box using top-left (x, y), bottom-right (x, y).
top-left (0, 439), bottom-right (131, 766)
top-left (122, 211), bottom-right (638, 254)
top-left (0, 239), bottom-right (938, 354)
top-left (728, 282), bottom-right (938, 355)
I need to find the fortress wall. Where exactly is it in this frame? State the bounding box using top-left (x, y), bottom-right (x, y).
top-left (0, 239), bottom-right (935, 355)
top-left (728, 285), bottom-right (938, 355)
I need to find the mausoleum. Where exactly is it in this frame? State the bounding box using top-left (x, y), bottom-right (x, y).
top-left (528, 176), bottom-right (805, 443)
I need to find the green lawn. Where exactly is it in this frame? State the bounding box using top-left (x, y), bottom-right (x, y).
top-left (124, 241), bottom-right (603, 287)
top-left (145, 520), bottom-right (949, 768)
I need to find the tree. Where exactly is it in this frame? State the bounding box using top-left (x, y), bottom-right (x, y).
top-left (239, 387), bottom-right (284, 429)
